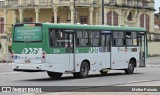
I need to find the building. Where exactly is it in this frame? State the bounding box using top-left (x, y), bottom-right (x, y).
top-left (154, 10), bottom-right (160, 40)
top-left (148, 8), bottom-right (160, 56)
top-left (0, 0), bottom-right (158, 57)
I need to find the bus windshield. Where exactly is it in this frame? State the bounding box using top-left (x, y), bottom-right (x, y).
top-left (14, 24), bottom-right (42, 42)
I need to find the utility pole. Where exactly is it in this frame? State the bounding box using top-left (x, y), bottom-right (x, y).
top-left (102, 0), bottom-right (104, 25)
top-left (74, 0), bottom-right (77, 24)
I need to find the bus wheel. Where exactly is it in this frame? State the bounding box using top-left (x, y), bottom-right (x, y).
top-left (80, 61), bottom-right (89, 78)
top-left (47, 71), bottom-right (62, 79)
top-left (125, 60), bottom-right (135, 74)
top-left (100, 70), bottom-right (108, 76)
top-left (73, 61), bottom-right (89, 78)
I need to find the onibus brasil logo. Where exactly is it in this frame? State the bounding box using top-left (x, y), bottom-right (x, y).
top-left (22, 48), bottom-right (41, 54)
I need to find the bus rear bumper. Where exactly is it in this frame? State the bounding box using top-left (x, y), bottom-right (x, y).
top-left (12, 63), bottom-right (47, 72)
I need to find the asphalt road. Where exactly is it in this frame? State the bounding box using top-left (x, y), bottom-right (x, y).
top-left (0, 65), bottom-right (160, 86)
top-left (0, 57), bottom-right (160, 95)
top-left (0, 59), bottom-right (160, 86)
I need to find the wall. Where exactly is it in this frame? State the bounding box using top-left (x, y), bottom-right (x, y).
top-left (148, 42), bottom-right (160, 56)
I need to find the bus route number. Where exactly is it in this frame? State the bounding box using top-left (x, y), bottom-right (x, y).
top-left (53, 49), bottom-right (60, 53)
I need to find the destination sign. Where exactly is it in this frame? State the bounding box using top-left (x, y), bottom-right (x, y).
top-left (14, 26), bottom-right (42, 41)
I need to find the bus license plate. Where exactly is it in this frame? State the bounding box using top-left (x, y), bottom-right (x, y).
top-left (25, 60), bottom-right (31, 63)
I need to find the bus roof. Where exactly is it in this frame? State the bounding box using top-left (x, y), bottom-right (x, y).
top-left (43, 23), bottom-right (146, 32)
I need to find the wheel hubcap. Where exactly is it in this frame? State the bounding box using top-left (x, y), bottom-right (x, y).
top-left (129, 64), bottom-right (134, 72)
top-left (82, 66), bottom-right (86, 74)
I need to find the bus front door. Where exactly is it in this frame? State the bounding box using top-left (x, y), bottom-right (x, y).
top-left (65, 32), bottom-right (74, 71)
top-left (101, 32), bottom-right (111, 68)
top-left (139, 34), bottom-right (146, 67)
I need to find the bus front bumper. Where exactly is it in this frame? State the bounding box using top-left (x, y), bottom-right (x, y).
top-left (12, 63), bottom-right (47, 72)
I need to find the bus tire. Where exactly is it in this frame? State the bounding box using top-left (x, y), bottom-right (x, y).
top-left (125, 60), bottom-right (135, 74)
top-left (100, 70), bottom-right (108, 76)
top-left (73, 61), bottom-right (89, 78)
top-left (47, 71), bottom-right (62, 79)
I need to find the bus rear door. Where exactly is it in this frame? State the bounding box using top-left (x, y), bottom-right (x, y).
top-left (65, 31), bottom-right (74, 71)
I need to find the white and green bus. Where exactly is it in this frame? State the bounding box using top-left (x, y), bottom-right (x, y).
top-left (12, 23), bottom-right (147, 79)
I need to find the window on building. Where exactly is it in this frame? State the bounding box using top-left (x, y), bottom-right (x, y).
top-left (30, 0), bottom-right (35, 4)
top-left (113, 12), bottom-right (118, 26)
top-left (127, 12), bottom-right (132, 21)
top-left (39, 0), bottom-right (45, 4)
top-left (60, 0), bottom-right (70, 3)
top-left (107, 11), bottom-right (112, 25)
top-left (110, 0), bottom-right (117, 4)
top-left (140, 14), bottom-right (150, 32)
top-left (0, 17), bottom-right (4, 34)
top-left (0, 1), bottom-right (4, 7)
top-left (143, 1), bottom-right (149, 7)
top-left (145, 14), bottom-right (149, 32)
top-left (127, 0), bottom-right (132, 5)
top-left (80, 16), bottom-right (88, 24)
top-left (107, 11), bottom-right (118, 26)
top-left (140, 14), bottom-right (144, 28)
top-left (23, 0), bottom-right (28, 5)
top-left (24, 17), bottom-right (33, 22)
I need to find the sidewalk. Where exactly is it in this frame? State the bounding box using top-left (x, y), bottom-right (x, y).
top-left (0, 62), bottom-right (12, 73)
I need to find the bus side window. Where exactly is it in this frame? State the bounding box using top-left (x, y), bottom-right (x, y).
top-left (126, 32), bottom-right (138, 46)
top-left (49, 29), bottom-right (55, 47)
top-left (132, 32), bottom-right (138, 46)
top-left (49, 29), bottom-right (64, 47)
top-left (83, 31), bottom-right (89, 46)
top-left (106, 35), bottom-right (111, 52)
top-left (90, 31), bottom-right (100, 47)
top-left (76, 30), bottom-right (89, 47)
top-left (126, 32), bottom-right (132, 46)
top-left (113, 31), bottom-right (125, 46)
top-left (76, 30), bottom-right (82, 46)
top-left (55, 30), bottom-right (64, 47)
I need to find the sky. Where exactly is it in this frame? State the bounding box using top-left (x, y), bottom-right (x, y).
top-left (155, 0), bottom-right (160, 13)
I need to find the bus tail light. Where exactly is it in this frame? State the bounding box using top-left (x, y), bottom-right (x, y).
top-left (42, 51), bottom-right (46, 63)
top-left (42, 51), bottom-right (46, 58)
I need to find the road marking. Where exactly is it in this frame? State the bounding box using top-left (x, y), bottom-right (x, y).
top-left (114, 80), bottom-right (160, 86)
top-left (0, 72), bottom-right (22, 75)
top-left (126, 80), bottom-right (151, 84)
top-left (147, 64), bottom-right (160, 67)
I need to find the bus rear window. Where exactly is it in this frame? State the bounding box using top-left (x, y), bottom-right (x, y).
top-left (14, 25), bottom-right (42, 42)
